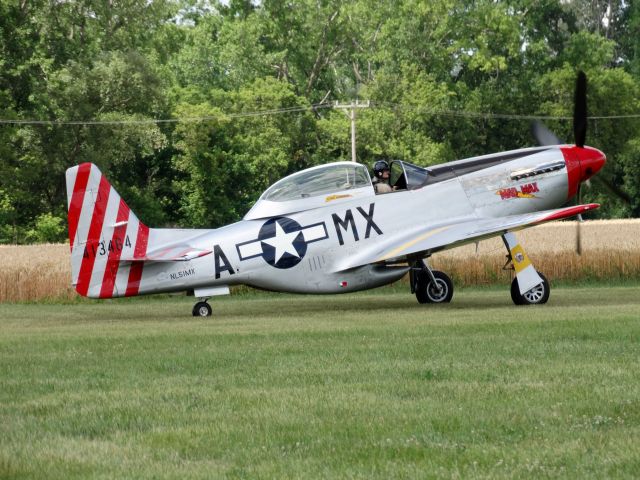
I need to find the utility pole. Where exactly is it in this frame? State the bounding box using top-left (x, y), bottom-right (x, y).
top-left (333, 100), bottom-right (370, 162)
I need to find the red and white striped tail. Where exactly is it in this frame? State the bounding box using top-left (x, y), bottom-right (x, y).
top-left (66, 163), bottom-right (149, 298)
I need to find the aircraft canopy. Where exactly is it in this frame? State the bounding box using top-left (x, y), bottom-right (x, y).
top-left (244, 162), bottom-right (374, 220)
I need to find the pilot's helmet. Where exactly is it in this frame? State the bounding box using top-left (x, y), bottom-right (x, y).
top-left (373, 160), bottom-right (390, 178)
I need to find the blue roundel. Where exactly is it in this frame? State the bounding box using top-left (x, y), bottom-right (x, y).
top-left (258, 217), bottom-right (307, 269)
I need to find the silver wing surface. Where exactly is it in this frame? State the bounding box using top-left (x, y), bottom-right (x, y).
top-left (332, 203), bottom-right (599, 272)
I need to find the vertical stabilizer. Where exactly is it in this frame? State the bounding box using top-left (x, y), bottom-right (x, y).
top-left (65, 163), bottom-right (149, 298)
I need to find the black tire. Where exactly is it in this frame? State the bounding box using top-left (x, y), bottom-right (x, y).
top-left (510, 271), bottom-right (550, 305)
top-left (416, 270), bottom-right (454, 304)
top-left (192, 301), bottom-right (212, 317)
top-left (510, 279), bottom-right (525, 305)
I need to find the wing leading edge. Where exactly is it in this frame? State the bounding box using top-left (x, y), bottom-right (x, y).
top-left (332, 203), bottom-right (599, 273)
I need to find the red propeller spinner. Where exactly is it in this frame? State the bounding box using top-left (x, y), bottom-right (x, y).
top-left (560, 145), bottom-right (606, 200)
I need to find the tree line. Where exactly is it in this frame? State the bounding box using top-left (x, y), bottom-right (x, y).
top-left (1, 0), bottom-right (639, 243)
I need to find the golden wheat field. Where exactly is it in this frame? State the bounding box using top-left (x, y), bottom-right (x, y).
top-left (433, 219), bottom-right (640, 287)
top-left (0, 219), bottom-right (639, 302)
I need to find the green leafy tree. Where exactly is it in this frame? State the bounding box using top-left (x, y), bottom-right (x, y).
top-left (172, 77), bottom-right (316, 227)
top-left (2, 0), bottom-right (640, 244)
top-left (25, 212), bottom-right (66, 243)
top-left (620, 138), bottom-right (640, 216)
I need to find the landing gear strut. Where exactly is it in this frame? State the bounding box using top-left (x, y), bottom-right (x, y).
top-left (410, 258), bottom-right (454, 304)
top-left (502, 232), bottom-right (550, 305)
top-left (192, 300), bottom-right (212, 317)
top-left (190, 286), bottom-right (230, 317)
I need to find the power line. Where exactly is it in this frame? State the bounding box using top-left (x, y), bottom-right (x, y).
top-left (373, 102), bottom-right (640, 121)
top-left (1, 101), bottom-right (639, 126)
top-left (0, 103), bottom-right (334, 126)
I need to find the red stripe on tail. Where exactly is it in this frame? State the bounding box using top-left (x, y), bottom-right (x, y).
top-left (99, 199), bottom-right (130, 298)
top-left (125, 222), bottom-right (150, 297)
top-left (67, 163), bottom-right (92, 251)
top-left (75, 176), bottom-right (111, 297)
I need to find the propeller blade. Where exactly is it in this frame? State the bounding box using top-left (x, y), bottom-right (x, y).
top-left (576, 183), bottom-right (583, 255)
top-left (594, 175), bottom-right (632, 204)
top-left (531, 120), bottom-right (563, 146)
top-left (573, 71), bottom-right (587, 148)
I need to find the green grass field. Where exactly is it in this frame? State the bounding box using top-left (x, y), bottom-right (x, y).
top-left (1, 285), bottom-right (640, 479)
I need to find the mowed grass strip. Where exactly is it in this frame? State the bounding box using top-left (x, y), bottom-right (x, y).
top-left (1, 286), bottom-right (640, 479)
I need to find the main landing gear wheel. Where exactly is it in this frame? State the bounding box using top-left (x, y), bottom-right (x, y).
top-left (416, 270), bottom-right (454, 304)
top-left (510, 271), bottom-right (550, 305)
top-left (192, 301), bottom-right (212, 317)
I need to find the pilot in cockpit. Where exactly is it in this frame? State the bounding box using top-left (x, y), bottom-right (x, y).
top-left (372, 160), bottom-right (393, 194)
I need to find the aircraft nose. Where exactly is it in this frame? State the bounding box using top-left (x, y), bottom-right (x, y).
top-left (576, 146), bottom-right (606, 182)
top-left (560, 145), bottom-right (607, 200)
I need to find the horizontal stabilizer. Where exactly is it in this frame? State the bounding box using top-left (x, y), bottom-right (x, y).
top-left (120, 245), bottom-right (212, 263)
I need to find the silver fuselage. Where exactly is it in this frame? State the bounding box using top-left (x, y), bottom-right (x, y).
top-left (132, 146), bottom-right (570, 297)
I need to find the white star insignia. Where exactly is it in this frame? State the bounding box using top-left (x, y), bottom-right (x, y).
top-left (261, 221), bottom-right (301, 263)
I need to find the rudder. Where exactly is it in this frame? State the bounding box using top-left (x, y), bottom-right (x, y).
top-left (65, 163), bottom-right (149, 298)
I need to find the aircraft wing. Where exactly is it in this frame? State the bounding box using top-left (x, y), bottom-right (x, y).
top-left (120, 245), bottom-right (212, 263)
top-left (332, 203), bottom-right (599, 272)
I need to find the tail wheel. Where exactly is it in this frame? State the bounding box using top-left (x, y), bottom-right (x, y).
top-left (192, 301), bottom-right (212, 317)
top-left (416, 270), bottom-right (454, 304)
top-left (510, 271), bottom-right (550, 305)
